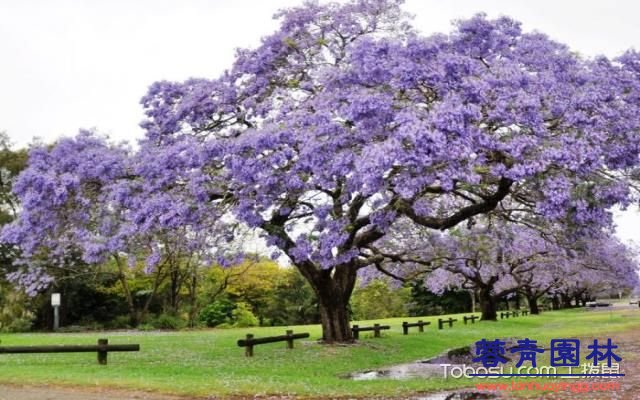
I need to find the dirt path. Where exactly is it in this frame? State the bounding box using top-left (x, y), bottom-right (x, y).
top-left (0, 385), bottom-right (196, 400)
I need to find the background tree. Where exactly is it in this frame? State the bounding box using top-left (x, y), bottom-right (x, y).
top-left (263, 267), bottom-right (319, 326)
top-left (0, 132), bottom-right (31, 331)
top-left (350, 279), bottom-right (410, 320)
top-left (224, 258), bottom-right (284, 325)
top-left (408, 281), bottom-right (472, 316)
top-left (422, 222), bottom-right (552, 320)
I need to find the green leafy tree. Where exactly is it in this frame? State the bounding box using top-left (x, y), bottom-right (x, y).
top-left (264, 267), bottom-right (319, 326)
top-left (0, 132), bottom-right (30, 331)
top-left (408, 281), bottom-right (472, 316)
top-left (225, 259), bottom-right (286, 324)
top-left (350, 279), bottom-right (411, 320)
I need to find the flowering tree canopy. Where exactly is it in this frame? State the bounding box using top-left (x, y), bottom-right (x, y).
top-left (1, 133), bottom-right (233, 323)
top-left (4, 0), bottom-right (640, 341)
top-left (416, 221), bottom-right (639, 319)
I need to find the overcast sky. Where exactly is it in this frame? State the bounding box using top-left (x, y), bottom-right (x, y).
top-left (1, 0), bottom-right (640, 244)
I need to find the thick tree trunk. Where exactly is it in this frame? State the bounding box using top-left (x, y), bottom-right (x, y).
top-left (514, 293), bottom-right (521, 310)
top-left (552, 295), bottom-right (560, 310)
top-left (479, 288), bottom-right (497, 321)
top-left (318, 294), bottom-right (352, 342)
top-left (305, 265), bottom-right (357, 343)
top-left (528, 295), bottom-right (540, 315)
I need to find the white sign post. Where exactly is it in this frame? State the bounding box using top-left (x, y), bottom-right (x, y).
top-left (51, 293), bottom-right (61, 331)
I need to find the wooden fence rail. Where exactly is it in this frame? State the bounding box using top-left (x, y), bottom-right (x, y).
top-left (237, 330), bottom-right (309, 357)
top-left (352, 324), bottom-right (390, 339)
top-left (463, 315), bottom-right (479, 325)
top-left (0, 339), bottom-right (139, 365)
top-left (402, 320), bottom-right (431, 335)
top-left (438, 318), bottom-right (457, 329)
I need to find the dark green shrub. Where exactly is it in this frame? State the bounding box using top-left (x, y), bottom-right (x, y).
top-left (106, 315), bottom-right (132, 329)
top-left (152, 313), bottom-right (186, 330)
top-left (1, 317), bottom-right (33, 333)
top-left (199, 299), bottom-right (235, 327)
top-left (231, 302), bottom-right (259, 327)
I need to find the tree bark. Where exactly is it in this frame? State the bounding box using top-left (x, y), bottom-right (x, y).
top-left (168, 265), bottom-right (181, 314)
top-left (561, 293), bottom-right (572, 309)
top-left (527, 295), bottom-right (540, 315)
top-left (305, 265), bottom-right (357, 343)
top-left (317, 294), bottom-right (352, 342)
top-left (470, 290), bottom-right (476, 313)
top-left (140, 265), bottom-right (166, 322)
top-left (187, 273), bottom-right (199, 328)
top-left (479, 288), bottom-right (497, 321)
top-left (574, 294), bottom-right (582, 307)
top-left (552, 295), bottom-right (560, 310)
top-left (113, 255), bottom-right (138, 326)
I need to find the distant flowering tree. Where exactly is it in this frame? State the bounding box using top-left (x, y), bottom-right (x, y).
top-left (420, 222), bottom-right (639, 319)
top-left (5, 0), bottom-right (640, 341)
top-left (1, 133), bottom-right (233, 324)
top-left (1, 134), bottom-right (134, 288)
top-left (545, 235), bottom-right (640, 307)
top-left (373, 214), bottom-right (640, 318)
top-left (513, 252), bottom-right (572, 315)
top-left (417, 222), bottom-right (561, 320)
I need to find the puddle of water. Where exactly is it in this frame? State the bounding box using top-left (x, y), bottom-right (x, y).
top-left (343, 343), bottom-right (506, 398)
top-left (348, 362), bottom-right (446, 380)
top-left (344, 343), bottom-right (481, 381)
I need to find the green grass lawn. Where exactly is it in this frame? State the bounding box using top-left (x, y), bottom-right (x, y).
top-left (0, 308), bottom-right (638, 398)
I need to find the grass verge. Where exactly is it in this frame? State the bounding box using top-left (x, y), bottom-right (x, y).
top-left (0, 308), bottom-right (637, 398)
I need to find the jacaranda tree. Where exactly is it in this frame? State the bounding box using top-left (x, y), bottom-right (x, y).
top-left (4, 0), bottom-right (640, 342)
top-left (420, 221), bottom-right (639, 319)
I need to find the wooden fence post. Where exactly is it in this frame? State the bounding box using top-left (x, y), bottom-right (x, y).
top-left (418, 320), bottom-right (424, 332)
top-left (286, 330), bottom-right (294, 349)
top-left (402, 322), bottom-right (408, 335)
top-left (374, 323), bottom-right (381, 338)
top-left (245, 334), bottom-right (254, 357)
top-left (97, 338), bottom-right (108, 365)
top-left (352, 325), bottom-right (359, 340)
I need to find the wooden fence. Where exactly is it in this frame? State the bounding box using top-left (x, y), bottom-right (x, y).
top-left (0, 338), bottom-right (139, 365)
top-left (401, 320), bottom-right (431, 335)
top-left (351, 324), bottom-right (390, 339)
top-left (237, 330), bottom-right (310, 357)
top-left (438, 318), bottom-right (457, 329)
